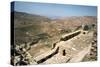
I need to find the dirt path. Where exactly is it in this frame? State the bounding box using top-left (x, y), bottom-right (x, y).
top-left (69, 44), bottom-right (91, 62)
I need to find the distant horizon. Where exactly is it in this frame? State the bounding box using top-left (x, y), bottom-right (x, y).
top-left (12, 1), bottom-right (97, 18)
top-left (13, 11), bottom-right (97, 19)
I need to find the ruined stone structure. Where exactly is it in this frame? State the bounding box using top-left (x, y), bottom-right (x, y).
top-left (31, 30), bottom-right (94, 64)
top-left (11, 29), bottom-right (96, 65)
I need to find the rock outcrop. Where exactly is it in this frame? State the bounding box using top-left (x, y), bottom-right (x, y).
top-left (11, 42), bottom-right (35, 65)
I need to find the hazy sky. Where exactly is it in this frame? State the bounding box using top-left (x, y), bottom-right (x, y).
top-left (13, 1), bottom-right (97, 17)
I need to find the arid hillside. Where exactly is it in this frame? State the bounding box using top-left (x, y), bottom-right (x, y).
top-left (11, 11), bottom-right (97, 65)
top-left (13, 12), bottom-right (97, 45)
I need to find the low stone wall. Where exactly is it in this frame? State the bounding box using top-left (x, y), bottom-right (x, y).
top-left (60, 30), bottom-right (81, 41)
top-left (36, 47), bottom-right (59, 64)
top-left (33, 30), bottom-right (83, 64)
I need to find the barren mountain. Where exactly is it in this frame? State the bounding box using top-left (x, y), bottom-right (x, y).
top-left (13, 11), bottom-right (97, 46)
